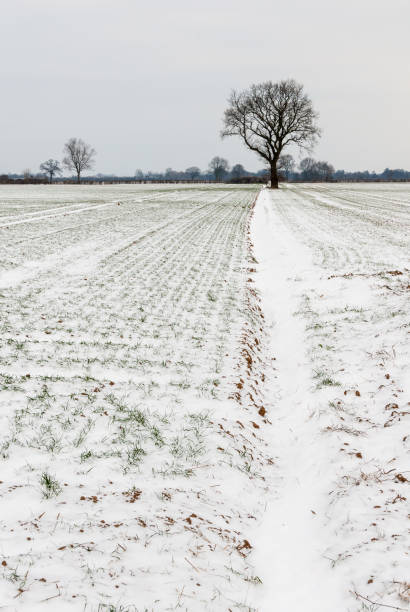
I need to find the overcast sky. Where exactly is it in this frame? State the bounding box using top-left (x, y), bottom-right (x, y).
top-left (1, 0), bottom-right (409, 175)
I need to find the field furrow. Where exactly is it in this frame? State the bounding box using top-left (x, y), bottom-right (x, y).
top-left (252, 184), bottom-right (410, 612)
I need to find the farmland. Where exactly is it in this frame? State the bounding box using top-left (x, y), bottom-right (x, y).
top-left (0, 183), bottom-right (409, 611)
top-left (0, 184), bottom-right (270, 611)
top-left (253, 183), bottom-right (410, 611)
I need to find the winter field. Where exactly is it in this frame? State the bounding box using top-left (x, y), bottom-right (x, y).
top-left (0, 183), bottom-right (409, 611)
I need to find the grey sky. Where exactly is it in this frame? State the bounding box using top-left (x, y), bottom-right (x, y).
top-left (1, 0), bottom-right (409, 175)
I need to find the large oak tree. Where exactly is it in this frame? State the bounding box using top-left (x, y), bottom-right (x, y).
top-left (221, 79), bottom-right (320, 188)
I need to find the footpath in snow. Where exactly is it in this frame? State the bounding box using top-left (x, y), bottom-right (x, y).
top-left (250, 186), bottom-right (410, 612)
top-left (251, 188), bottom-right (347, 612)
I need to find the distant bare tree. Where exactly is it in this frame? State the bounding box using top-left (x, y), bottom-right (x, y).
top-left (316, 161), bottom-right (335, 181)
top-left (221, 79), bottom-right (320, 188)
top-left (231, 163), bottom-right (247, 179)
top-left (299, 157), bottom-right (316, 177)
top-left (165, 167), bottom-right (179, 180)
top-left (63, 138), bottom-right (96, 183)
top-left (209, 156), bottom-right (229, 182)
top-left (185, 166), bottom-right (201, 180)
top-left (22, 168), bottom-right (32, 180)
top-left (277, 154), bottom-right (295, 181)
top-left (299, 158), bottom-right (334, 181)
top-left (135, 169), bottom-right (144, 180)
top-left (40, 159), bottom-right (62, 183)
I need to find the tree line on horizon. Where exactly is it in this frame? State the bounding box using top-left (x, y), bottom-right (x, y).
top-left (3, 155), bottom-right (409, 184)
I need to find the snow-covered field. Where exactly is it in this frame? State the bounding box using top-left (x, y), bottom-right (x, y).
top-left (0, 184), bottom-right (270, 611)
top-left (253, 184), bottom-right (410, 612)
top-left (0, 183), bottom-right (409, 611)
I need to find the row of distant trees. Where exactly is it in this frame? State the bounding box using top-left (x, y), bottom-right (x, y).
top-left (3, 139), bottom-right (410, 184)
top-left (11, 151), bottom-right (267, 183)
top-left (134, 157), bottom-right (267, 183)
top-left (36, 153), bottom-right (333, 183)
top-left (134, 156), bottom-right (332, 182)
top-left (133, 156), bottom-right (410, 183)
top-left (4, 155), bottom-right (410, 184)
top-left (278, 157), bottom-right (410, 182)
top-left (288, 157), bottom-right (335, 181)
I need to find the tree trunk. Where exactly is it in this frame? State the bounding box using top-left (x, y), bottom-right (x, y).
top-left (77, 172), bottom-right (81, 184)
top-left (270, 162), bottom-right (279, 189)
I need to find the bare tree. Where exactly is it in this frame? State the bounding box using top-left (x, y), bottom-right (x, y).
top-left (63, 138), bottom-right (96, 183)
top-left (316, 161), bottom-right (334, 181)
top-left (299, 158), bottom-right (334, 182)
top-left (185, 166), bottom-right (201, 180)
top-left (277, 154), bottom-right (295, 181)
top-left (209, 156), bottom-right (229, 182)
top-left (165, 167), bottom-right (179, 180)
top-left (221, 79), bottom-right (320, 188)
top-left (135, 169), bottom-right (144, 180)
top-left (299, 157), bottom-right (316, 177)
top-left (40, 159), bottom-right (62, 183)
top-left (231, 163), bottom-right (247, 179)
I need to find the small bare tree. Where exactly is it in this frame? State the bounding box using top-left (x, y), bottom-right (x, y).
top-left (316, 161), bottom-right (335, 182)
top-left (63, 138), bottom-right (96, 183)
top-left (185, 166), bottom-right (201, 180)
top-left (299, 158), bottom-right (334, 181)
top-left (277, 154), bottom-right (295, 181)
top-left (209, 156), bottom-right (229, 182)
top-left (40, 159), bottom-right (62, 183)
top-left (231, 163), bottom-right (247, 179)
top-left (221, 79), bottom-right (320, 188)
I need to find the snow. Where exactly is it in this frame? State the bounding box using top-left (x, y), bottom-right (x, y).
top-left (0, 184), bottom-right (270, 611)
top-left (251, 184), bottom-right (410, 611)
top-left (0, 182), bottom-right (409, 611)
top-left (251, 188), bottom-right (346, 611)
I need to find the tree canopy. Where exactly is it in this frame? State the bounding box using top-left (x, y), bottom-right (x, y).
top-left (221, 79), bottom-right (320, 188)
top-left (63, 138), bottom-right (96, 183)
